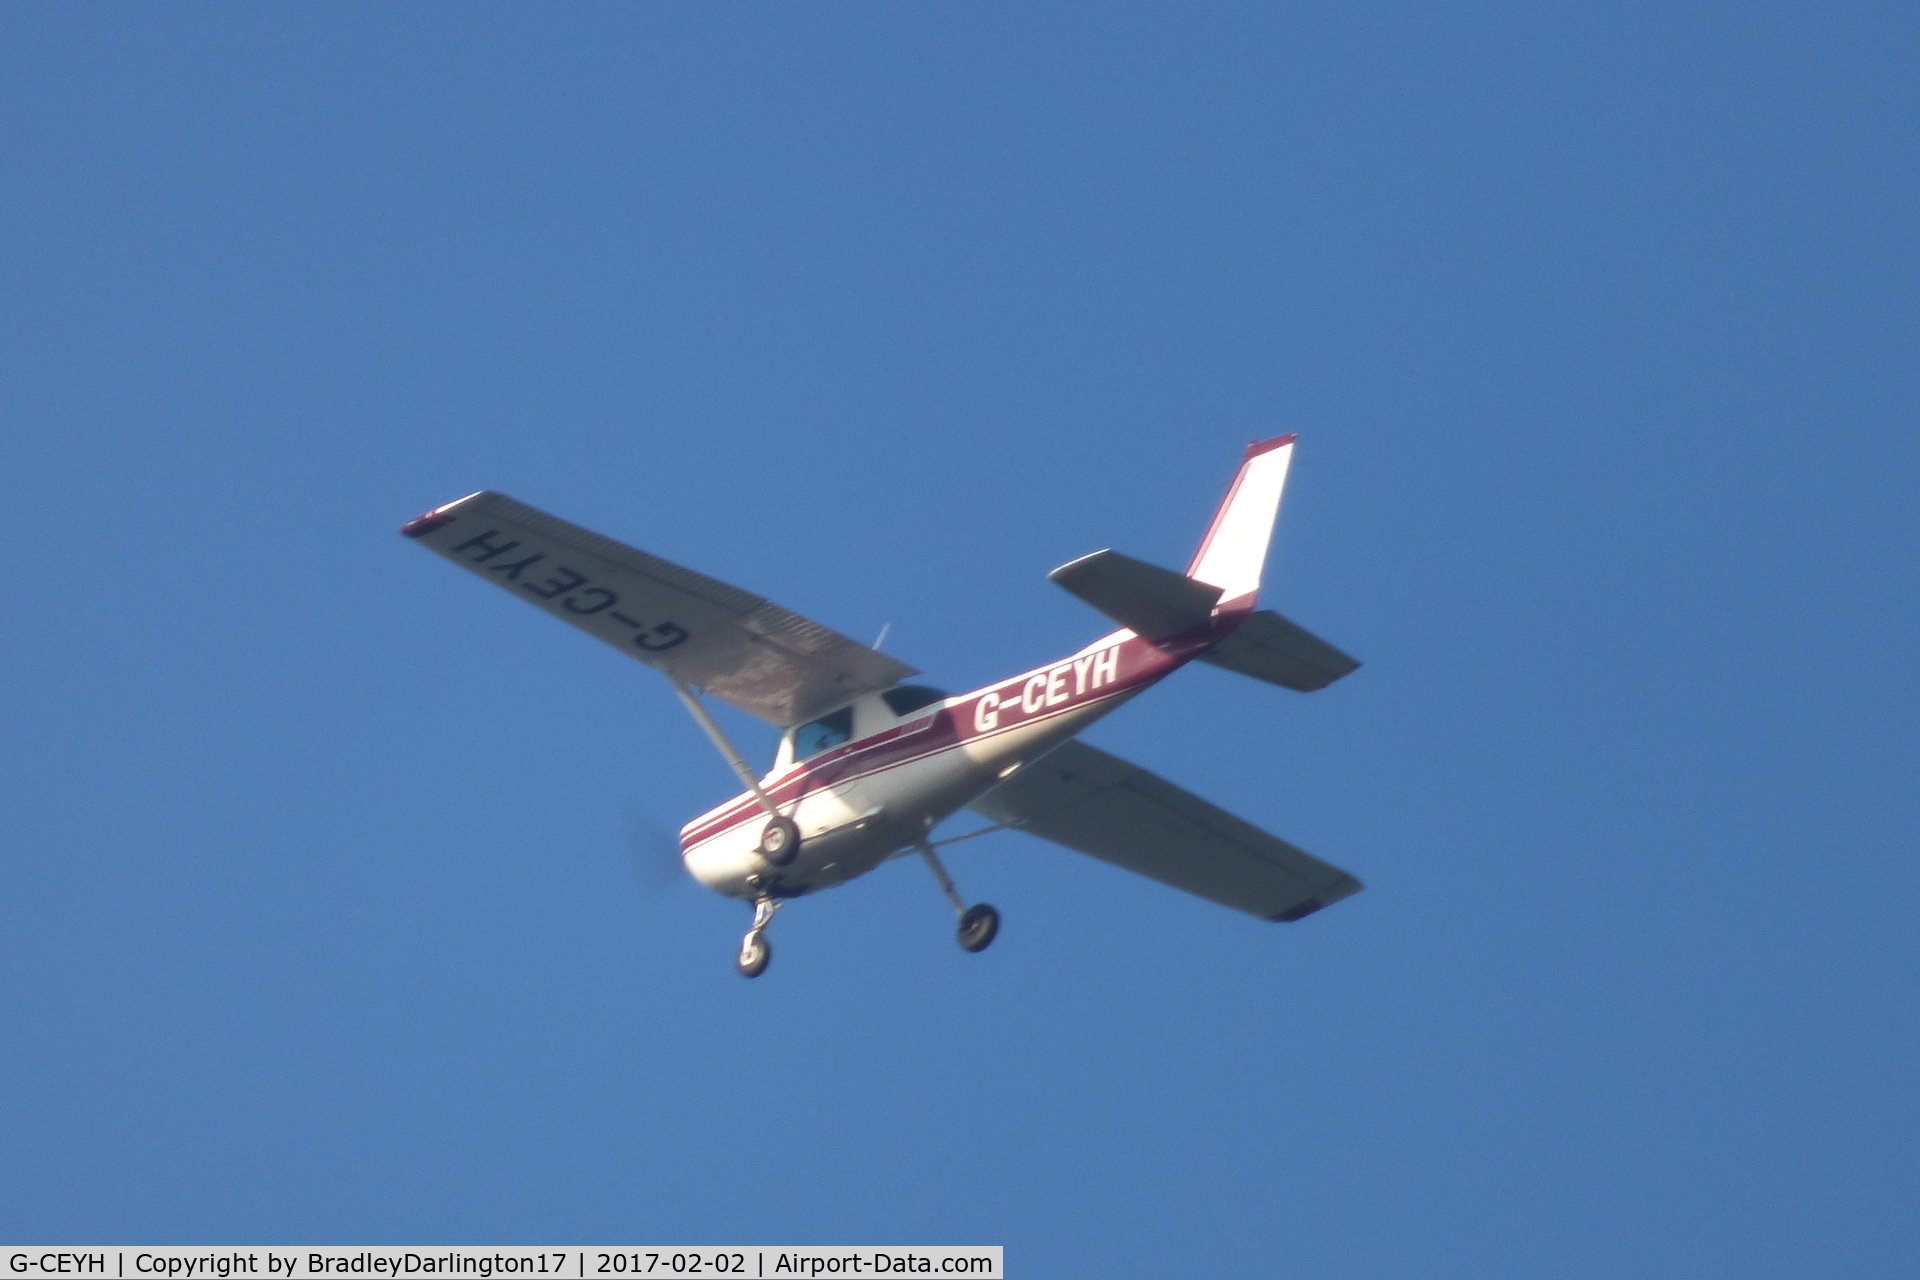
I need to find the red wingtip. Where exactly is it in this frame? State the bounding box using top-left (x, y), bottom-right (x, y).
top-left (399, 510), bottom-right (457, 538)
top-left (1241, 433), bottom-right (1297, 462)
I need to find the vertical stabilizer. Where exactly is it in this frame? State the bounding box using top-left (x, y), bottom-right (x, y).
top-left (1185, 434), bottom-right (1296, 605)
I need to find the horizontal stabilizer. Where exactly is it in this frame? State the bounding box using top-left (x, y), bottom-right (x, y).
top-left (1200, 610), bottom-right (1359, 693)
top-left (970, 739), bottom-right (1362, 922)
top-left (1048, 549), bottom-right (1223, 641)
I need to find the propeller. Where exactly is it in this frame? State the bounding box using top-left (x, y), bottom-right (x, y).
top-left (622, 804), bottom-right (691, 896)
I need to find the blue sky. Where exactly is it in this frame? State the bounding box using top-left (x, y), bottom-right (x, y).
top-left (3, 4), bottom-right (1916, 1275)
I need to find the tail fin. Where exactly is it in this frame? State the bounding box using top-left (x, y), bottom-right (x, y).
top-left (1047, 433), bottom-right (1358, 691)
top-left (1184, 434), bottom-right (1296, 605)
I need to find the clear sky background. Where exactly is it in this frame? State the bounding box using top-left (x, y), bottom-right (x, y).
top-left (3, 4), bottom-right (1915, 1275)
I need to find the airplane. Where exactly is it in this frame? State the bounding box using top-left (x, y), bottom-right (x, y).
top-left (401, 434), bottom-right (1363, 977)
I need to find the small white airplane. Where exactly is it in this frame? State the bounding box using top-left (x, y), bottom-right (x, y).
top-left (402, 435), bottom-right (1362, 977)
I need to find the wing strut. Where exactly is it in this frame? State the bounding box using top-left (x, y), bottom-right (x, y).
top-left (925, 818), bottom-right (1025, 851)
top-left (669, 677), bottom-right (781, 818)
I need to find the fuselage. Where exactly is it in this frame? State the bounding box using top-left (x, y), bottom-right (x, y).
top-left (680, 609), bottom-right (1250, 900)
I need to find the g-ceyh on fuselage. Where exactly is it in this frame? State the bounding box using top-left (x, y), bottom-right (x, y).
top-left (402, 434), bottom-right (1365, 978)
top-left (682, 612), bottom-right (1210, 900)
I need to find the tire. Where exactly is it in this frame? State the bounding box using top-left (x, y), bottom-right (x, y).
top-left (758, 815), bottom-right (800, 866)
top-left (736, 932), bottom-right (771, 978)
top-left (957, 903), bottom-right (1000, 953)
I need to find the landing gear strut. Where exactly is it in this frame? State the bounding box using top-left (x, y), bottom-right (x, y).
top-left (736, 881), bottom-right (780, 978)
top-left (917, 844), bottom-right (1000, 954)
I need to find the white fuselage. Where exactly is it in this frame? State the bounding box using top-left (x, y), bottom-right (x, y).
top-left (678, 626), bottom-right (1210, 900)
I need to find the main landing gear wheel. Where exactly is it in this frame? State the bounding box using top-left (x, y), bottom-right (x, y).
top-left (957, 903), bottom-right (1000, 953)
top-left (917, 842), bottom-right (999, 956)
top-left (736, 931), bottom-right (771, 978)
top-left (758, 815), bottom-right (800, 866)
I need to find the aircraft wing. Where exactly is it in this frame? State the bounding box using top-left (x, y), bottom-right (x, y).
top-left (402, 491), bottom-right (918, 727)
top-left (969, 740), bottom-right (1362, 922)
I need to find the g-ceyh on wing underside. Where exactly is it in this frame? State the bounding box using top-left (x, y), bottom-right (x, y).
top-left (401, 491), bottom-right (917, 728)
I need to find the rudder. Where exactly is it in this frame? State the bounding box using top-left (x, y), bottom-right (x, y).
top-left (1184, 434), bottom-right (1295, 606)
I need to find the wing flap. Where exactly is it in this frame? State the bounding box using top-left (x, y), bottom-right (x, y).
top-left (1200, 610), bottom-right (1360, 693)
top-left (402, 491), bottom-right (917, 726)
top-left (969, 740), bottom-right (1362, 921)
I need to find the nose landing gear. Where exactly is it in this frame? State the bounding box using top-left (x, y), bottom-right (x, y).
top-left (918, 844), bottom-right (1000, 954)
top-left (736, 881), bottom-right (780, 978)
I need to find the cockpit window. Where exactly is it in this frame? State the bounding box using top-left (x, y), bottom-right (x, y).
top-left (792, 706), bottom-right (855, 761)
top-left (881, 685), bottom-right (949, 717)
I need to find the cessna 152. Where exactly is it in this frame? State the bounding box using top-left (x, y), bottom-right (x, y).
top-left (402, 434), bottom-right (1362, 977)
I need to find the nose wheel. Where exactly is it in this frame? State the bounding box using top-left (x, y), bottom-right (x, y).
top-left (735, 884), bottom-right (780, 978)
top-left (736, 929), bottom-right (771, 978)
top-left (918, 844), bottom-right (1000, 954)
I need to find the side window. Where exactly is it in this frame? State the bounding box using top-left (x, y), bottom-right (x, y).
top-left (792, 706), bottom-right (855, 761)
top-left (881, 685), bottom-right (949, 717)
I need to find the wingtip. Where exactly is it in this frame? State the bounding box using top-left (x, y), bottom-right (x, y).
top-left (1268, 877), bottom-right (1364, 922)
top-left (399, 510), bottom-right (457, 538)
top-left (399, 491), bottom-right (489, 538)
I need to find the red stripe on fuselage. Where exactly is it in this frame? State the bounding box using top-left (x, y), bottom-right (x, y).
top-left (679, 617), bottom-right (1246, 848)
